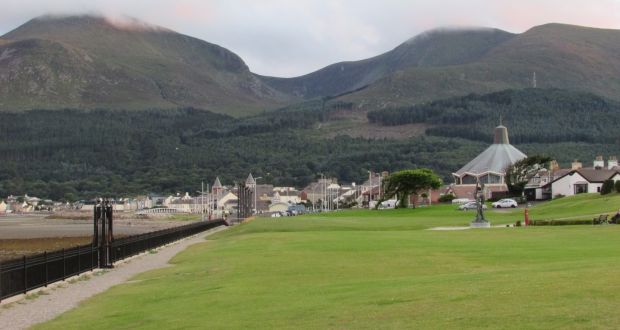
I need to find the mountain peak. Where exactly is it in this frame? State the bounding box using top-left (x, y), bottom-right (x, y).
top-left (523, 22), bottom-right (620, 36)
top-left (5, 14), bottom-right (171, 40)
top-left (404, 26), bottom-right (506, 45)
top-left (0, 14), bottom-right (289, 114)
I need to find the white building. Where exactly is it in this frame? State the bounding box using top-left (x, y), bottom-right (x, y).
top-left (550, 168), bottom-right (620, 198)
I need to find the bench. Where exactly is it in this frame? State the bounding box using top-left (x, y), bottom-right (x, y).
top-left (593, 214), bottom-right (609, 225)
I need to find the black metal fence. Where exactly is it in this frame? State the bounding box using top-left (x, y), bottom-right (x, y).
top-left (0, 219), bottom-right (225, 302)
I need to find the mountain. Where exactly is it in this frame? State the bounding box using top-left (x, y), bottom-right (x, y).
top-left (4, 17), bottom-right (620, 117)
top-left (260, 28), bottom-right (515, 99)
top-left (334, 23), bottom-right (620, 109)
top-left (0, 15), bottom-right (293, 115)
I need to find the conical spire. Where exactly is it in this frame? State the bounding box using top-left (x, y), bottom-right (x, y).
top-left (245, 173), bottom-right (256, 186)
top-left (212, 177), bottom-right (222, 189)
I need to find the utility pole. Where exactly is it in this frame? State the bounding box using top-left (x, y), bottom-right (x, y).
top-left (207, 183), bottom-right (211, 220)
top-left (368, 171), bottom-right (372, 208)
top-left (201, 181), bottom-right (204, 221)
top-left (322, 174), bottom-right (326, 212)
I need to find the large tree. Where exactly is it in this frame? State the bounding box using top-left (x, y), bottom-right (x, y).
top-left (377, 168), bottom-right (442, 209)
top-left (505, 155), bottom-right (553, 196)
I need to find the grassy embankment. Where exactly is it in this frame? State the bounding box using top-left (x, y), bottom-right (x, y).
top-left (38, 193), bottom-right (620, 329)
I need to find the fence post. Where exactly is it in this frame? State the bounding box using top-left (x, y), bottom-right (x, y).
top-left (23, 255), bottom-right (27, 294)
top-left (62, 248), bottom-right (66, 280)
top-left (44, 251), bottom-right (48, 287)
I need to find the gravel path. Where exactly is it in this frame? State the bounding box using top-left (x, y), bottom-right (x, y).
top-left (0, 225), bottom-right (227, 329)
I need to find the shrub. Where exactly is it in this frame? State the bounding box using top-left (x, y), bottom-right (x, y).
top-left (601, 179), bottom-right (614, 195)
top-left (615, 180), bottom-right (620, 193)
top-left (438, 194), bottom-right (455, 203)
top-left (529, 219), bottom-right (593, 226)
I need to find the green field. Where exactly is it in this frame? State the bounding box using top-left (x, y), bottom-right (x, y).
top-left (39, 193), bottom-right (620, 329)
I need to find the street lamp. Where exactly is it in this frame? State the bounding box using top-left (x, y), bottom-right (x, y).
top-left (254, 176), bottom-right (263, 215)
top-left (197, 182), bottom-right (209, 221)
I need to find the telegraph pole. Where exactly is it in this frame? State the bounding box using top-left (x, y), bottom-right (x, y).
top-left (201, 181), bottom-right (205, 221)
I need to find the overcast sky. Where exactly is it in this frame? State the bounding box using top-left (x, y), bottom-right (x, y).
top-left (2, 0), bottom-right (620, 77)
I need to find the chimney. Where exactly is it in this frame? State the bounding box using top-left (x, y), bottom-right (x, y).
top-left (571, 160), bottom-right (582, 170)
top-left (608, 156), bottom-right (618, 169)
top-left (593, 155), bottom-right (604, 169)
top-left (549, 160), bottom-right (559, 171)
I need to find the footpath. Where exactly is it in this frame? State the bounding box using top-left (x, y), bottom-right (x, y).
top-left (0, 226), bottom-right (227, 330)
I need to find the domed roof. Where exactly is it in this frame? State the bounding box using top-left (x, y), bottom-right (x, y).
top-left (454, 125), bottom-right (526, 177)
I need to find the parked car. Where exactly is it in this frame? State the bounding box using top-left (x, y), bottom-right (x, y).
top-left (451, 198), bottom-right (473, 205)
top-left (458, 201), bottom-right (487, 211)
top-left (492, 198), bottom-right (518, 208)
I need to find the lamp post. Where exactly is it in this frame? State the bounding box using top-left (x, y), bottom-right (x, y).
top-left (254, 176), bottom-right (263, 215)
top-left (201, 181), bottom-right (204, 221)
top-left (197, 183), bottom-right (209, 221)
top-left (368, 171), bottom-right (372, 208)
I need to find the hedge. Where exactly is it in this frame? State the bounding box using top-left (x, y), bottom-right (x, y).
top-left (529, 219), bottom-right (595, 226)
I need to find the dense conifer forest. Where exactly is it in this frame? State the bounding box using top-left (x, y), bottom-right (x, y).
top-left (2, 88), bottom-right (620, 200)
top-left (368, 89), bottom-right (620, 144)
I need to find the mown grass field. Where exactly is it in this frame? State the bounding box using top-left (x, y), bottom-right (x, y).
top-left (38, 193), bottom-right (620, 329)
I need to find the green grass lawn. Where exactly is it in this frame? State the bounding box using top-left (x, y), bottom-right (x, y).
top-left (38, 193), bottom-right (620, 329)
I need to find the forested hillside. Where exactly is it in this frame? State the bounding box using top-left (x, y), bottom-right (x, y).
top-left (368, 88), bottom-right (620, 144)
top-left (0, 108), bottom-right (484, 199)
top-left (3, 89), bottom-right (620, 200)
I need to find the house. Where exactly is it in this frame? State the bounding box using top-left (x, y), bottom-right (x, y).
top-left (524, 167), bottom-right (571, 201)
top-left (550, 166), bottom-right (620, 198)
top-left (303, 178), bottom-right (337, 205)
top-left (269, 202), bottom-right (290, 213)
top-left (217, 192), bottom-right (238, 211)
top-left (452, 124), bottom-right (526, 199)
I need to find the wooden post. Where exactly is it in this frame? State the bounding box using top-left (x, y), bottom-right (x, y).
top-left (23, 255), bottom-right (27, 294)
top-left (62, 248), bottom-right (66, 280)
top-left (44, 251), bottom-right (48, 287)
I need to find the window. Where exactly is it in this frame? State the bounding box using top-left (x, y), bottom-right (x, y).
top-left (574, 184), bottom-right (588, 194)
top-left (462, 175), bottom-right (477, 184)
top-left (480, 174), bottom-right (502, 184)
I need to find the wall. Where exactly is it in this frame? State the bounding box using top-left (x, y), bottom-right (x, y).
top-left (551, 172), bottom-right (589, 198)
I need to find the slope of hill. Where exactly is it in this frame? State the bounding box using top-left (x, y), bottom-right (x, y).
top-left (0, 15), bottom-right (293, 115)
top-left (337, 23), bottom-right (620, 109)
top-left (368, 88), bottom-right (620, 144)
top-left (260, 28), bottom-right (514, 99)
top-left (3, 89), bottom-right (620, 199)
